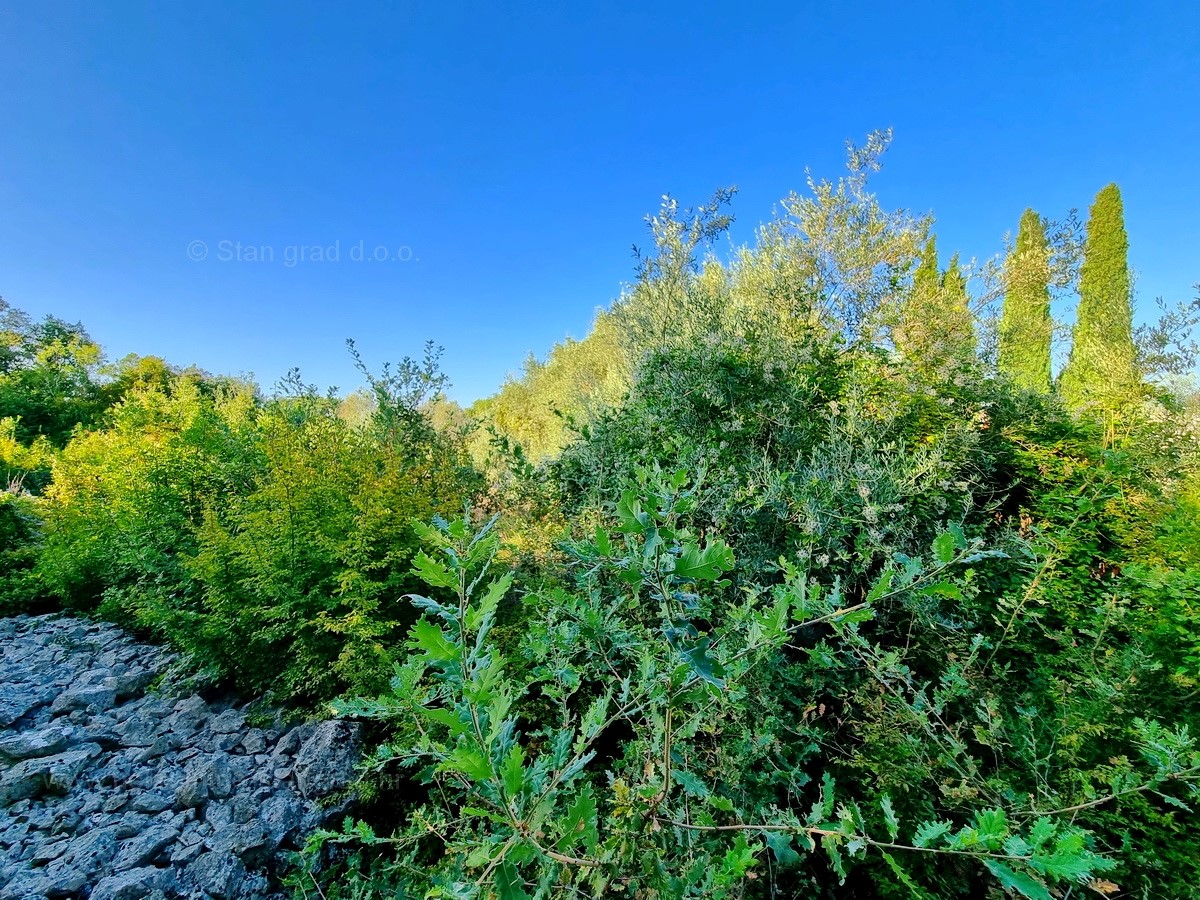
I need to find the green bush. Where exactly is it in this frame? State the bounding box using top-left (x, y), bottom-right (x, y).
top-left (310, 471), bottom-right (1200, 898)
top-left (32, 348), bottom-right (482, 704)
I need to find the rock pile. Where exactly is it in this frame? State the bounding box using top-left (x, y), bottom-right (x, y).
top-left (0, 615), bottom-right (362, 899)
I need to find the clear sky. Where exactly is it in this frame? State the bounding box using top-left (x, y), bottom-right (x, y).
top-left (2, 2), bottom-right (1197, 402)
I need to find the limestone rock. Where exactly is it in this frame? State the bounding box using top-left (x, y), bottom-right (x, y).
top-left (0, 724), bottom-right (80, 761)
top-left (89, 866), bottom-right (173, 900)
top-left (294, 720), bottom-right (362, 799)
top-left (0, 613), bottom-right (363, 897)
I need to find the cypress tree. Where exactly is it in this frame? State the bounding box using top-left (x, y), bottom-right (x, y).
top-left (895, 236), bottom-right (941, 361)
top-left (940, 252), bottom-right (976, 359)
top-left (895, 237), bottom-right (975, 368)
top-left (1058, 184), bottom-right (1138, 410)
top-left (913, 235), bottom-right (941, 299)
top-left (998, 209), bottom-right (1053, 391)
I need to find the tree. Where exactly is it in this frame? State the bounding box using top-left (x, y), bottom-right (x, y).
top-left (998, 209), bottom-right (1053, 391)
top-left (0, 298), bottom-right (109, 445)
top-left (1058, 184), bottom-right (1138, 410)
top-left (941, 251), bottom-right (976, 358)
top-left (894, 238), bottom-right (975, 369)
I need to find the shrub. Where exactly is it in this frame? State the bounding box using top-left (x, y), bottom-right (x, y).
top-left (309, 473), bottom-right (1200, 898)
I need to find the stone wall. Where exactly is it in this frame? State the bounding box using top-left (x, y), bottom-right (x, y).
top-left (0, 615), bottom-right (362, 900)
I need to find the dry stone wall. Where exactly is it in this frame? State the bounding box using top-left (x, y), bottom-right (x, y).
top-left (0, 615), bottom-right (362, 900)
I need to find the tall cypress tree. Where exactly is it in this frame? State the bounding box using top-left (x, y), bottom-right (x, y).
top-left (1058, 184), bottom-right (1138, 410)
top-left (896, 237), bottom-right (975, 368)
top-left (998, 209), bottom-right (1053, 391)
top-left (940, 252), bottom-right (976, 359)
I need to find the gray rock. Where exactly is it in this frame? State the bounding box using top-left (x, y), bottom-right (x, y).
top-left (0, 875), bottom-right (53, 900)
top-left (81, 718), bottom-right (124, 750)
top-left (103, 790), bottom-right (129, 813)
top-left (272, 725), bottom-right (308, 757)
top-left (115, 714), bottom-right (161, 747)
top-left (241, 728), bottom-right (267, 754)
top-left (170, 838), bottom-right (205, 865)
top-left (0, 724), bottom-right (80, 761)
top-left (44, 743), bottom-right (101, 792)
top-left (50, 685), bottom-right (117, 716)
top-left (110, 811), bottom-right (148, 838)
top-left (0, 615), bottom-right (364, 900)
top-left (104, 668), bottom-right (156, 702)
top-left (206, 799), bottom-right (233, 832)
top-left (28, 838), bottom-right (69, 864)
top-left (293, 720), bottom-right (362, 799)
top-left (169, 696), bottom-right (209, 734)
top-left (175, 773), bottom-right (208, 809)
top-left (208, 819), bottom-right (271, 868)
top-left (187, 849), bottom-right (246, 899)
top-left (113, 822), bottom-right (179, 868)
top-left (0, 684), bottom-right (56, 728)
top-left (0, 744), bottom-right (99, 805)
top-left (259, 792), bottom-right (304, 848)
top-left (89, 866), bottom-right (172, 900)
top-left (42, 824), bottom-right (120, 890)
top-left (130, 790), bottom-right (173, 814)
top-left (209, 708), bottom-right (246, 734)
top-left (24, 803), bottom-right (55, 829)
top-left (203, 755), bottom-right (235, 799)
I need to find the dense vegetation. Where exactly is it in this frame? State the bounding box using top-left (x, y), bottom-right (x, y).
top-left (3, 133), bottom-right (1200, 898)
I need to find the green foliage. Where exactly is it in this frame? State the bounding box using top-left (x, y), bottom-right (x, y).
top-left (472, 313), bottom-right (628, 465)
top-left (1059, 184), bottom-right (1139, 413)
top-left (0, 298), bottom-right (113, 446)
top-left (0, 489), bottom-right (44, 613)
top-left (311, 485), bottom-right (1164, 897)
top-left (999, 209), bottom-right (1054, 392)
top-left (32, 345), bottom-right (481, 703)
top-left (895, 239), bottom-right (976, 373)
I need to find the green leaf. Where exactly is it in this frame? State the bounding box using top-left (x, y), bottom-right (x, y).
top-left (467, 572), bottom-right (513, 631)
top-left (865, 570), bottom-right (895, 604)
top-left (681, 637), bottom-right (726, 688)
top-left (947, 522), bottom-right (967, 549)
top-left (501, 744), bottom-right (525, 798)
top-left (881, 851), bottom-right (932, 899)
top-left (707, 793), bottom-right (734, 812)
top-left (765, 831), bottom-right (801, 868)
top-left (916, 582), bottom-right (964, 602)
top-left (673, 539), bottom-right (734, 583)
top-left (974, 807), bottom-right (1009, 849)
top-left (440, 745), bottom-right (493, 782)
top-left (983, 860), bottom-right (1052, 900)
top-left (593, 526), bottom-right (613, 557)
top-left (556, 783), bottom-right (599, 856)
top-left (411, 550), bottom-right (458, 589)
top-left (912, 819), bottom-right (952, 848)
top-left (881, 794), bottom-right (900, 841)
top-left (415, 705), bottom-right (470, 737)
top-left (495, 860), bottom-right (532, 900)
top-left (408, 618), bottom-right (458, 662)
top-left (933, 531), bottom-right (958, 566)
top-left (1027, 817), bottom-right (1057, 849)
top-left (673, 768), bottom-right (710, 799)
top-left (1154, 791), bottom-right (1193, 811)
top-left (714, 833), bottom-right (758, 887)
top-left (615, 490), bottom-right (647, 534)
top-left (834, 606), bottom-right (875, 626)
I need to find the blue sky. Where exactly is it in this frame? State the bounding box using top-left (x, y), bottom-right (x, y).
top-left (2, 1), bottom-right (1197, 402)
